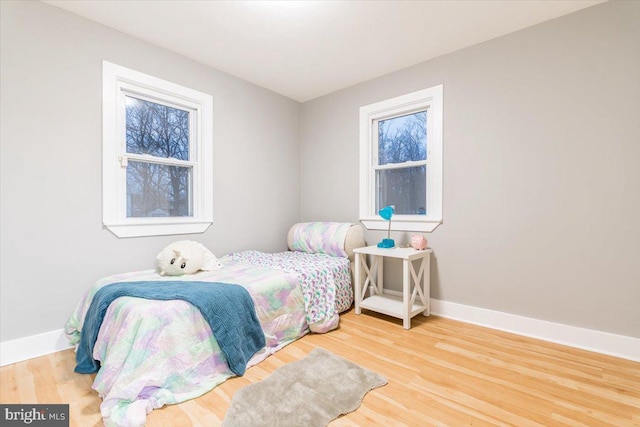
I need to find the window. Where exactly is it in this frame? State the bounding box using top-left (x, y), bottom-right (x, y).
top-left (359, 85), bottom-right (443, 232)
top-left (102, 61), bottom-right (213, 238)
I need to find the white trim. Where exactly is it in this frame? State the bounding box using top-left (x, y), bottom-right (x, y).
top-left (359, 85), bottom-right (443, 233)
top-left (430, 298), bottom-right (640, 362)
top-left (102, 61), bottom-right (214, 238)
top-left (2, 299), bottom-right (638, 366)
top-left (0, 329), bottom-right (72, 367)
top-left (360, 218), bottom-right (441, 233)
top-left (103, 221), bottom-right (212, 238)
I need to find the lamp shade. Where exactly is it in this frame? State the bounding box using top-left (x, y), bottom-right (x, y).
top-left (379, 205), bottom-right (394, 221)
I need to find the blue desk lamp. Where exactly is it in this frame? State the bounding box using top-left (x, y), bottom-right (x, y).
top-left (377, 205), bottom-right (395, 248)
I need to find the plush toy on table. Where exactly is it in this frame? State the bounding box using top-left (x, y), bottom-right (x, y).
top-left (157, 240), bottom-right (223, 276)
top-left (411, 234), bottom-right (428, 250)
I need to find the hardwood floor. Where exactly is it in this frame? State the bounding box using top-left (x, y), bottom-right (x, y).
top-left (1, 310), bottom-right (639, 426)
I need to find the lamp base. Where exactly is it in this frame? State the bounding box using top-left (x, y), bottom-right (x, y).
top-left (377, 238), bottom-right (395, 249)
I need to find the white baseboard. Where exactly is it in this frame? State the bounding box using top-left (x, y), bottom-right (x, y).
top-left (0, 329), bottom-right (72, 367)
top-left (1, 300), bottom-right (638, 366)
top-left (430, 298), bottom-right (640, 362)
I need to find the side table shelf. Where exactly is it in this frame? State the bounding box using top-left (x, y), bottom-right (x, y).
top-left (353, 245), bottom-right (432, 329)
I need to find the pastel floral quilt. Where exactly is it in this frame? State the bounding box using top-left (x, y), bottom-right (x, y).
top-left (65, 251), bottom-right (352, 427)
top-left (228, 250), bottom-right (352, 332)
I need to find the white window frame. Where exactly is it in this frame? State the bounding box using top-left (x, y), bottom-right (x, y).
top-left (359, 85), bottom-right (443, 233)
top-left (102, 61), bottom-right (213, 238)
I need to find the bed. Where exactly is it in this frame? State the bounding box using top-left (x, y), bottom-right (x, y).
top-left (65, 222), bottom-right (365, 427)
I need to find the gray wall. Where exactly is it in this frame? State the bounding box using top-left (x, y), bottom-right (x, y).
top-left (0, 1), bottom-right (300, 341)
top-left (300, 0), bottom-right (640, 338)
top-left (2, 0), bottom-right (638, 344)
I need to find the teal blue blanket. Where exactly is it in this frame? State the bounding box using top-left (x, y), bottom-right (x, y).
top-left (75, 281), bottom-right (266, 376)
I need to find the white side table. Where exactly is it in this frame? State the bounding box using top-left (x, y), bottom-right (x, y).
top-left (353, 245), bottom-right (432, 329)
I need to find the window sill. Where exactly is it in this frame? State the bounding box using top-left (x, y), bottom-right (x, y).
top-left (104, 221), bottom-right (212, 238)
top-left (360, 218), bottom-right (441, 233)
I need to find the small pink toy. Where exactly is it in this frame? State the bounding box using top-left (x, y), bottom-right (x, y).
top-left (411, 234), bottom-right (428, 250)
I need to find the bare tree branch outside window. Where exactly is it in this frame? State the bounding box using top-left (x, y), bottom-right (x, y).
top-left (125, 96), bottom-right (192, 217)
top-left (376, 111), bottom-right (427, 215)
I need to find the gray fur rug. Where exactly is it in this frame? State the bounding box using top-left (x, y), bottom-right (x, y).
top-left (222, 348), bottom-right (388, 427)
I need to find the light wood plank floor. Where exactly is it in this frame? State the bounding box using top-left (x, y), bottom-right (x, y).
top-left (1, 310), bottom-right (639, 426)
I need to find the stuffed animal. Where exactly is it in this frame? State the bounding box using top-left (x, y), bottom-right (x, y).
top-left (411, 234), bottom-right (428, 250)
top-left (157, 240), bottom-right (223, 276)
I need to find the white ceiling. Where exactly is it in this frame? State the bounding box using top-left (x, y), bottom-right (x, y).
top-left (43, 0), bottom-right (604, 102)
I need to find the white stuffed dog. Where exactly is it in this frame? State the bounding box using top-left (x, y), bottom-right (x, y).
top-left (157, 240), bottom-right (223, 276)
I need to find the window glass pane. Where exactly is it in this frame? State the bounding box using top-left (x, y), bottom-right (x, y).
top-left (126, 161), bottom-right (192, 217)
top-left (126, 96), bottom-right (190, 160)
top-left (376, 165), bottom-right (426, 215)
top-left (378, 111), bottom-right (427, 165)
